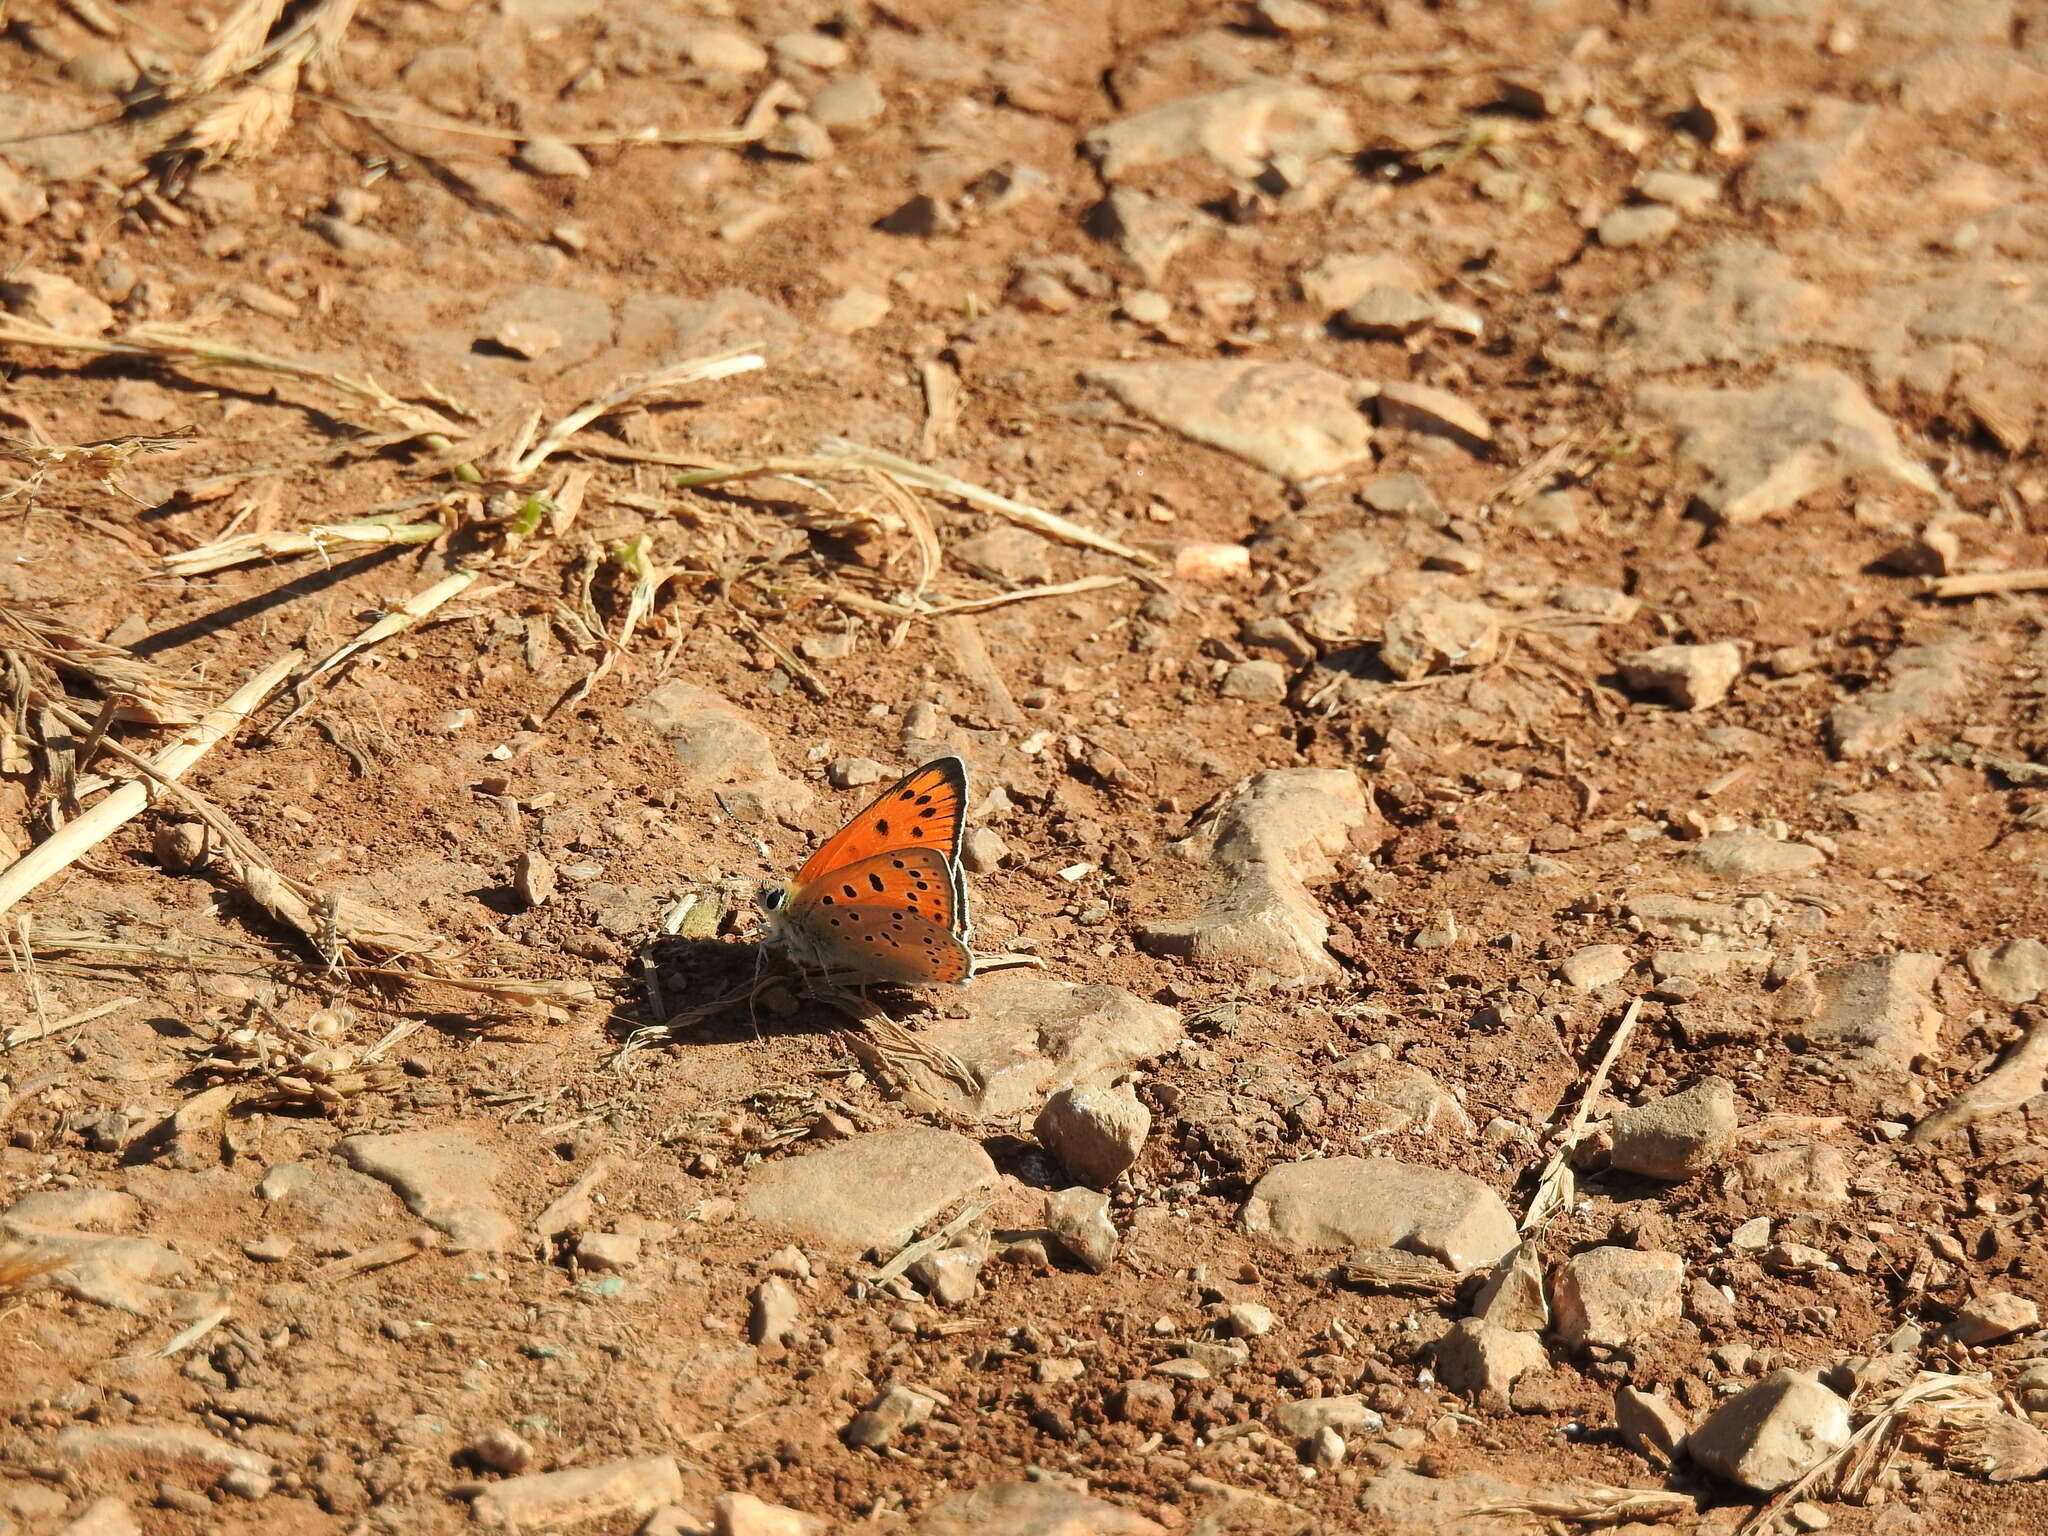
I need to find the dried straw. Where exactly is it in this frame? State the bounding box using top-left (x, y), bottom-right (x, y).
top-left (503, 347), bottom-right (767, 483)
top-left (162, 513), bottom-right (447, 577)
top-left (1523, 997), bottom-right (1643, 1232)
top-left (0, 601), bottom-right (207, 727)
top-left (1469, 1480), bottom-right (1695, 1527)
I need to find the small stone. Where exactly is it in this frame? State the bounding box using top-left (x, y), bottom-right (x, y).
top-left (1966, 938), bottom-right (2048, 1004)
top-left (877, 194), bottom-right (954, 237)
top-left (573, 1231), bottom-right (641, 1272)
top-left (1609, 1076), bottom-right (1739, 1180)
top-left (808, 75), bottom-right (885, 132)
top-left (827, 757), bottom-right (886, 789)
top-left (684, 30), bottom-right (768, 73)
top-left (715, 1492), bottom-right (824, 1536)
top-left (773, 32), bottom-right (849, 71)
top-left (1638, 170), bottom-right (1721, 213)
top-left (1954, 1290), bottom-right (2040, 1345)
top-left (1689, 1370), bottom-right (1851, 1493)
top-left (744, 1128), bottom-right (997, 1251)
top-left (1727, 1143), bottom-right (1850, 1213)
top-left (1379, 593), bottom-right (1502, 681)
top-left (843, 1383), bottom-right (935, 1449)
top-left (338, 1130), bottom-right (517, 1253)
top-left (516, 137), bottom-right (591, 178)
top-left (1009, 271), bottom-right (1076, 313)
top-left (1035, 1081), bottom-right (1150, 1187)
top-left (0, 157), bottom-right (49, 226)
top-left (1275, 1395), bottom-right (1382, 1438)
top-left (1472, 1242), bottom-right (1550, 1333)
top-left (962, 827), bottom-right (1007, 874)
top-left (907, 1247), bottom-right (981, 1306)
top-left (470, 1457), bottom-right (688, 1530)
top-left (1120, 289), bottom-right (1171, 325)
top-left (1220, 658), bottom-right (1289, 702)
top-left (763, 113), bottom-right (833, 161)
top-left (1615, 1386), bottom-right (1690, 1465)
top-left (750, 1276), bottom-right (800, 1344)
top-left (1045, 1186), bottom-right (1119, 1273)
top-left (1, 270), bottom-right (115, 335)
top-left (1599, 205), bottom-right (1681, 248)
top-left (821, 288), bottom-right (890, 334)
top-left (1561, 943), bottom-right (1631, 991)
top-left (1788, 1502), bottom-right (1832, 1532)
top-left (1251, 0), bottom-right (1330, 32)
top-left (1244, 1155), bottom-right (1518, 1271)
top-left (469, 1426), bottom-right (536, 1475)
top-left (1374, 381), bottom-right (1492, 449)
top-left (1435, 1318), bottom-right (1549, 1404)
top-left (1551, 1247), bottom-right (1685, 1350)
top-left (1761, 1242), bottom-right (1830, 1275)
top-left (1621, 642), bottom-right (1743, 710)
top-left (241, 1233), bottom-right (294, 1263)
top-left (1171, 542), bottom-right (1252, 584)
top-left (1342, 285), bottom-right (1439, 338)
top-left (51, 1496), bottom-right (142, 1535)
top-left (1308, 1425), bottom-right (1346, 1466)
top-left (1227, 1301), bottom-right (1275, 1338)
top-left (1730, 1216), bottom-right (1773, 1250)
top-left (514, 850), bottom-right (556, 908)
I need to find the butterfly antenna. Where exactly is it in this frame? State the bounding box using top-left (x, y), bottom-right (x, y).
top-left (714, 792), bottom-right (776, 875)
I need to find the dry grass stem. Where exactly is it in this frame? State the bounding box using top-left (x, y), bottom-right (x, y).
top-left (0, 316), bottom-right (462, 439)
top-left (163, 514), bottom-right (445, 576)
top-left (2, 428), bottom-right (199, 505)
top-left (1739, 1373), bottom-right (2004, 1534)
top-left (1469, 1481), bottom-right (1696, 1527)
top-left (1911, 1008), bottom-right (2048, 1142)
top-left (503, 348), bottom-right (767, 483)
top-left (1927, 568), bottom-right (2048, 599)
top-left (321, 78), bottom-right (791, 149)
top-left (1523, 997), bottom-right (1644, 1232)
top-left (3, 995), bottom-right (134, 1050)
top-left (865, 1199), bottom-right (992, 1288)
top-left (819, 438), bottom-right (1162, 569)
top-left (0, 649), bottom-right (303, 923)
top-left (0, 601), bottom-right (208, 727)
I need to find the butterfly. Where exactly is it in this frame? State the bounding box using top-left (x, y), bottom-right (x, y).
top-left (756, 755), bottom-right (975, 985)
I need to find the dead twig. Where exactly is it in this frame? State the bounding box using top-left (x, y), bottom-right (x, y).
top-left (1522, 998), bottom-right (1643, 1232)
top-left (162, 513), bottom-right (445, 577)
top-left (0, 650), bottom-right (303, 923)
top-left (503, 347), bottom-right (767, 484)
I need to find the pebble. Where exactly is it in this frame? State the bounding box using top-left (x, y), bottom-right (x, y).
top-left (573, 1231), bottom-right (640, 1272)
top-left (1251, 0), bottom-right (1330, 32)
top-left (1219, 658), bottom-right (1289, 702)
top-left (1953, 1290), bottom-right (2040, 1345)
top-left (684, 30), bottom-right (768, 73)
top-left (1689, 831), bottom-right (1825, 880)
top-left (772, 32), bottom-right (848, 71)
top-left (514, 850), bottom-right (557, 908)
top-left (1120, 289), bottom-right (1171, 325)
top-left (1085, 81), bottom-right (1355, 182)
top-left (1227, 1301), bottom-right (1275, 1338)
top-left (1615, 1385), bottom-right (1690, 1465)
top-left (842, 1383), bottom-right (934, 1448)
top-left (517, 137), bottom-right (592, 178)
top-left (962, 827), bottom-right (1007, 874)
top-left (1965, 938), bottom-right (2048, 1004)
top-left (1244, 1154), bottom-right (1517, 1270)
top-left (750, 1276), bottom-right (800, 1344)
top-left (808, 75), bottom-right (885, 131)
top-left (1620, 641), bottom-right (1742, 710)
top-left (1, 270), bottom-right (115, 335)
top-left (827, 757), bottom-right (886, 789)
top-left (763, 113), bottom-right (833, 161)
top-left (1472, 1242), bottom-right (1550, 1332)
top-left (1380, 594), bottom-right (1502, 681)
top-left (907, 1246), bottom-right (981, 1305)
top-left (1599, 204), bottom-right (1681, 248)
top-left (1035, 1081), bottom-right (1150, 1187)
top-left (1374, 381), bottom-right (1492, 449)
top-left (0, 156), bottom-right (50, 226)
top-left (55, 1424), bottom-right (272, 1478)
top-left (1638, 169), bottom-right (1721, 212)
top-left (338, 1129), bottom-right (518, 1253)
top-left (1045, 1186), bottom-right (1119, 1273)
top-left (1797, 952), bottom-right (1943, 1079)
top-left (1560, 943), bottom-right (1631, 992)
top-left (1434, 1318), bottom-right (1549, 1403)
top-left (1116, 1378), bottom-right (1175, 1425)
top-left (1275, 1395), bottom-right (1381, 1437)
top-left (1608, 1076), bottom-right (1738, 1180)
top-left (1085, 359), bottom-right (1373, 482)
top-left (745, 1128), bottom-right (997, 1251)
top-left (472, 1456), bottom-right (684, 1529)
top-left (1550, 1247), bottom-right (1685, 1350)
top-left (241, 1233), bottom-right (294, 1262)
top-left (628, 682), bottom-right (813, 822)
top-left (1688, 1370), bottom-right (1850, 1492)
top-left (469, 1426), bottom-right (536, 1475)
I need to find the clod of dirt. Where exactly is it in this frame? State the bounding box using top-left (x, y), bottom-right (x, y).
top-left (1139, 767), bottom-right (1376, 984)
top-left (743, 1128), bottom-right (997, 1251)
top-left (1243, 1155), bottom-right (1517, 1269)
top-left (1380, 593), bottom-right (1503, 681)
top-left (1619, 641), bottom-right (1742, 710)
top-left (1608, 1076), bottom-right (1738, 1180)
top-left (1687, 1370), bottom-right (1851, 1492)
top-left (1724, 1142), bottom-right (1851, 1214)
top-left (1084, 359), bottom-right (1374, 482)
top-left (336, 1129), bottom-right (518, 1253)
top-left (1640, 365), bottom-right (1938, 525)
top-left (1034, 1080), bottom-right (1149, 1187)
top-left (1549, 1246), bottom-right (1685, 1351)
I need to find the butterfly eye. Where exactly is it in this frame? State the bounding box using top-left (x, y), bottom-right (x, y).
top-left (757, 885), bottom-right (786, 912)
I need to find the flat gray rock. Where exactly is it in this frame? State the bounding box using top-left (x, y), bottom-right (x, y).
top-left (745, 1128), bottom-right (997, 1251)
top-left (1243, 1155), bottom-right (1517, 1270)
top-left (1084, 360), bottom-right (1374, 483)
top-left (337, 1129), bottom-right (517, 1253)
top-left (1084, 81), bottom-right (1356, 180)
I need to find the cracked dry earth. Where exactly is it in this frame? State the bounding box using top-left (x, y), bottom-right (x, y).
top-left (7, 0), bottom-right (2048, 1533)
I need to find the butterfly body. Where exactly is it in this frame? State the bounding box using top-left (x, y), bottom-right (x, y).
top-left (758, 756), bottom-right (974, 985)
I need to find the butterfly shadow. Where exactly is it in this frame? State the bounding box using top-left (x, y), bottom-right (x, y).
top-left (627, 933), bottom-right (910, 1047)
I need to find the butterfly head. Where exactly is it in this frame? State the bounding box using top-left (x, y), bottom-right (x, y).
top-left (755, 881), bottom-right (793, 918)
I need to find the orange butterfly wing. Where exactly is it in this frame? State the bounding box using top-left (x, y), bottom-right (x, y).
top-left (792, 757), bottom-right (967, 898)
top-left (782, 848), bottom-right (972, 984)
